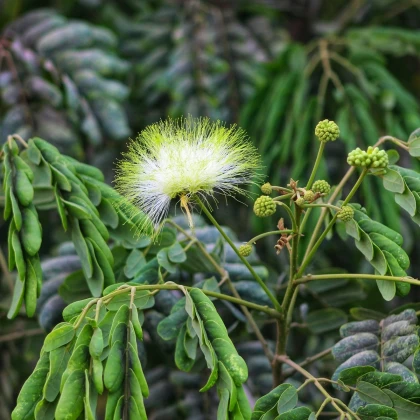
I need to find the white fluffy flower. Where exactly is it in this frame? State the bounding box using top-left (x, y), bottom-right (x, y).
top-left (115, 116), bottom-right (261, 233)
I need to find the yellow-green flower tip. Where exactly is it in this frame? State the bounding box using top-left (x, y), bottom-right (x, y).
top-left (347, 146), bottom-right (389, 169)
top-left (312, 180), bottom-right (330, 195)
top-left (303, 190), bottom-right (315, 202)
top-left (261, 182), bottom-right (272, 195)
top-left (315, 119), bottom-right (340, 142)
top-left (254, 195), bottom-right (276, 217)
top-left (337, 205), bottom-right (354, 222)
top-left (239, 244), bottom-right (252, 257)
top-left (295, 197), bottom-right (305, 207)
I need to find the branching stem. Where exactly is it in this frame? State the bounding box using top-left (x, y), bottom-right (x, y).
top-left (295, 273), bottom-right (420, 287)
top-left (246, 230), bottom-right (294, 245)
top-left (195, 196), bottom-right (282, 312)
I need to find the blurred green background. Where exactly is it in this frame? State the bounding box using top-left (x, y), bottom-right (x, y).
top-left (2, 0), bottom-right (420, 418)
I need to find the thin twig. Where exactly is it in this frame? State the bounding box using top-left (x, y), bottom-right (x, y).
top-left (277, 355), bottom-right (360, 420)
top-left (0, 328), bottom-right (44, 343)
top-left (166, 219), bottom-right (275, 361)
top-left (282, 347), bottom-right (332, 379)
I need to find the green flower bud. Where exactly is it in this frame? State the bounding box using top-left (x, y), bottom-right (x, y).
top-left (347, 146), bottom-right (389, 169)
top-left (295, 197), bottom-right (305, 207)
top-left (261, 182), bottom-right (272, 195)
top-left (312, 180), bottom-right (331, 195)
top-left (315, 119), bottom-right (340, 142)
top-left (337, 205), bottom-right (354, 222)
top-left (239, 244), bottom-right (252, 257)
top-left (303, 190), bottom-right (315, 202)
top-left (254, 195), bottom-right (276, 217)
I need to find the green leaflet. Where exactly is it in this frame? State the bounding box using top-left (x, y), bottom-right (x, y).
top-left (85, 239), bottom-right (104, 297)
top-left (346, 204), bottom-right (410, 300)
top-left (252, 384), bottom-right (297, 420)
top-left (105, 289), bottom-right (154, 312)
top-left (92, 358), bottom-right (104, 395)
top-left (34, 399), bottom-right (58, 420)
top-left (332, 309), bottom-right (420, 409)
top-left (21, 207), bottom-right (42, 256)
top-left (175, 324), bottom-right (195, 372)
top-left (43, 344), bottom-right (73, 402)
top-left (357, 404), bottom-right (398, 420)
top-left (44, 323), bottom-right (75, 352)
top-left (89, 328), bottom-right (104, 358)
top-left (275, 407), bottom-right (312, 420)
top-left (190, 288), bottom-right (248, 386)
top-left (24, 257), bottom-right (38, 317)
top-left (12, 368), bottom-right (49, 420)
top-left (60, 345), bottom-right (90, 390)
top-left (70, 217), bottom-right (93, 279)
top-left (55, 370), bottom-right (85, 420)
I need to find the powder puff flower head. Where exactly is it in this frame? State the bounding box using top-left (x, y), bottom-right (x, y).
top-left (115, 116), bottom-right (262, 235)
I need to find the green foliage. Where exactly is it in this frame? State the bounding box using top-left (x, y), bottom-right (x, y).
top-left (332, 309), bottom-right (420, 416)
top-left (1, 9), bottom-right (130, 152)
top-left (3, 1), bottom-right (420, 419)
top-left (344, 203), bottom-right (410, 300)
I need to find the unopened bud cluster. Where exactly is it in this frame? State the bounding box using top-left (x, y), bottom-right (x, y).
top-left (254, 195), bottom-right (276, 217)
top-left (315, 120), bottom-right (340, 142)
top-left (261, 183), bottom-right (272, 195)
top-left (295, 197), bottom-right (306, 207)
top-left (347, 146), bottom-right (388, 169)
top-left (337, 205), bottom-right (354, 222)
top-left (239, 244), bottom-right (252, 257)
top-left (312, 180), bottom-right (330, 195)
top-left (303, 190), bottom-right (315, 202)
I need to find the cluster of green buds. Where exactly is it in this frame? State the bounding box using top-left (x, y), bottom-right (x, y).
top-left (253, 195), bottom-right (276, 217)
top-left (337, 205), bottom-right (354, 222)
top-left (347, 146), bottom-right (389, 168)
top-left (260, 182), bottom-right (272, 195)
top-left (294, 189), bottom-right (317, 207)
top-left (312, 180), bottom-right (331, 195)
top-left (315, 119), bottom-right (340, 142)
top-left (238, 244), bottom-right (253, 257)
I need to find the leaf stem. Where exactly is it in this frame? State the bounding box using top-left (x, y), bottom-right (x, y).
top-left (297, 168), bottom-right (367, 278)
top-left (276, 355), bottom-right (358, 419)
top-left (295, 273), bottom-right (420, 287)
top-left (273, 193), bottom-right (294, 201)
top-left (307, 142), bottom-right (326, 190)
top-left (282, 347), bottom-right (332, 379)
top-left (275, 202), bottom-right (297, 231)
top-left (303, 166), bottom-right (355, 262)
top-left (195, 196), bottom-right (282, 312)
top-left (106, 283), bottom-right (282, 318)
top-left (303, 203), bottom-right (341, 212)
top-left (0, 328), bottom-right (44, 343)
top-left (246, 230), bottom-right (294, 245)
top-left (166, 219), bottom-right (275, 360)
